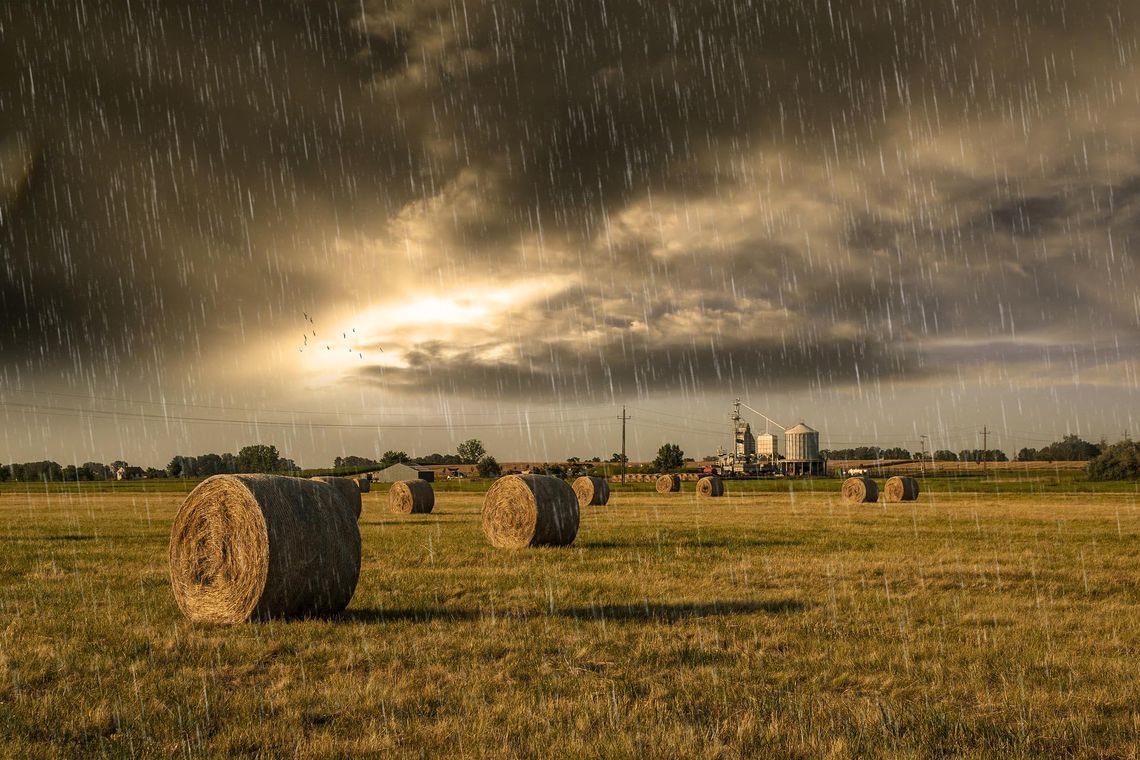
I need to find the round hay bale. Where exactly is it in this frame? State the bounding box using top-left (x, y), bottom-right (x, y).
top-left (696, 475), bottom-right (725, 497)
top-left (841, 476), bottom-right (879, 504)
top-left (389, 479), bottom-right (435, 514)
top-left (168, 474), bottom-right (361, 624)
top-left (572, 475), bottom-right (610, 507)
top-left (353, 476), bottom-right (371, 493)
top-left (655, 473), bottom-right (682, 493)
top-left (310, 476), bottom-right (362, 519)
top-left (481, 474), bottom-right (579, 549)
top-left (884, 475), bottom-right (920, 502)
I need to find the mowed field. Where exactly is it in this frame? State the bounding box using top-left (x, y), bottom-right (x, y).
top-left (2, 481), bottom-right (1140, 758)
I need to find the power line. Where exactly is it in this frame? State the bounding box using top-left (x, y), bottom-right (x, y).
top-left (0, 401), bottom-right (614, 431)
top-left (0, 387), bottom-right (616, 421)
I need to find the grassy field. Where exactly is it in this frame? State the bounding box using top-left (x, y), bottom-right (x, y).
top-left (2, 481), bottom-right (1139, 758)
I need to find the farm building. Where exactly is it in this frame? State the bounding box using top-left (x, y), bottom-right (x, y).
top-left (370, 462), bottom-right (435, 483)
top-left (717, 401), bottom-right (826, 477)
top-left (779, 422), bottom-right (826, 476)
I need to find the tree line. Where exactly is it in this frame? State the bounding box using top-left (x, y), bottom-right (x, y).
top-left (167, 445), bottom-right (297, 478)
top-left (819, 446), bottom-right (915, 460)
top-left (332, 440), bottom-right (502, 477)
top-left (0, 460), bottom-right (167, 482)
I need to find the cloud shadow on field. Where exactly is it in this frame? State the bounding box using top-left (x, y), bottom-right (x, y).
top-left (338, 598), bottom-right (805, 625)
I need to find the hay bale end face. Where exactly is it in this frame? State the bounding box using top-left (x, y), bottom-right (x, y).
top-left (168, 474), bottom-right (361, 624)
top-left (841, 476), bottom-right (879, 504)
top-left (572, 475), bottom-right (610, 507)
top-left (482, 474), bottom-right (579, 548)
top-left (655, 474), bottom-right (682, 493)
top-left (696, 475), bottom-right (725, 497)
top-left (352, 476), bottom-right (371, 493)
top-left (389, 479), bottom-right (435, 514)
top-left (884, 476), bottom-right (920, 502)
top-left (310, 476), bottom-right (363, 519)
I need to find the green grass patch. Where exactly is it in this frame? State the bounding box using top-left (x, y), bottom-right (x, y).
top-left (1, 487), bottom-right (1139, 756)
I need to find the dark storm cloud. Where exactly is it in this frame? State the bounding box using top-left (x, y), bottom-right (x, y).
top-left (360, 0), bottom-right (1132, 232)
top-left (359, 332), bottom-right (921, 401)
top-left (0, 0), bottom-right (418, 377)
top-left (1, 0), bottom-right (1138, 402)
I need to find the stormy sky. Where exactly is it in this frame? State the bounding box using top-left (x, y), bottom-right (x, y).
top-left (1, 0), bottom-right (1138, 466)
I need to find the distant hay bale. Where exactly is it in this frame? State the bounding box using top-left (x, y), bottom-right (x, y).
top-left (655, 474), bottom-right (682, 493)
top-left (389, 479), bottom-right (435, 514)
top-left (696, 475), bottom-right (725, 497)
top-left (482, 474), bottom-right (579, 549)
top-left (168, 474), bottom-right (361, 624)
top-left (353, 476), bottom-right (371, 493)
top-left (310, 476), bottom-right (362, 519)
top-left (884, 476), bottom-right (920, 502)
top-left (841, 476), bottom-right (879, 504)
top-left (572, 476), bottom-right (610, 507)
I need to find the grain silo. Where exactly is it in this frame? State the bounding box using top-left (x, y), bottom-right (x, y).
top-left (756, 432), bottom-right (779, 460)
top-left (782, 422), bottom-right (825, 476)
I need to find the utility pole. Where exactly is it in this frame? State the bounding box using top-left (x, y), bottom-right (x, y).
top-left (980, 426), bottom-right (988, 477)
top-left (919, 435), bottom-right (929, 475)
top-left (618, 406), bottom-right (631, 484)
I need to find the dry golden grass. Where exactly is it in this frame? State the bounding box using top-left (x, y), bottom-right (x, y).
top-left (1, 483), bottom-right (1139, 758)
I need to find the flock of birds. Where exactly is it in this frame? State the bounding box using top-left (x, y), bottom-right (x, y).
top-left (298, 312), bottom-right (380, 360)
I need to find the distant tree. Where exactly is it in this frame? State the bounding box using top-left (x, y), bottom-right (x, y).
top-left (81, 462), bottom-right (110, 480)
top-left (1034, 435), bottom-right (1101, 461)
top-left (959, 449), bottom-right (1008, 463)
top-left (237, 444), bottom-right (281, 473)
top-left (167, 456), bottom-right (191, 478)
top-left (879, 447), bottom-right (911, 460)
top-left (339, 455), bottom-right (380, 469)
top-left (609, 452), bottom-right (628, 463)
top-left (567, 456), bottom-right (581, 464)
top-left (932, 450), bottom-right (958, 461)
top-left (820, 447), bottom-right (883, 460)
top-left (589, 456), bottom-right (601, 463)
top-left (1087, 440), bottom-right (1140, 481)
top-left (419, 452), bottom-right (462, 465)
top-left (1015, 448), bottom-right (1040, 462)
top-left (62, 465), bottom-right (79, 481)
top-left (144, 467), bottom-right (166, 479)
top-left (14, 461), bottom-right (65, 482)
top-left (200, 453), bottom-right (229, 475)
top-left (477, 455), bottom-right (502, 478)
top-left (380, 451), bottom-right (410, 468)
top-left (653, 443), bottom-right (685, 472)
top-left (457, 439), bottom-right (487, 465)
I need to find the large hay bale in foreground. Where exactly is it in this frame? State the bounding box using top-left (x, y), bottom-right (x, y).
top-left (841, 476), bottom-right (879, 504)
top-left (353, 476), bottom-right (371, 493)
top-left (696, 475), bottom-right (725, 497)
top-left (310, 476), bottom-right (362, 519)
top-left (655, 474), bottom-right (682, 493)
top-left (389, 479), bottom-right (435, 514)
top-left (884, 475), bottom-right (920, 502)
top-left (168, 474), bottom-right (361, 624)
top-left (572, 476), bottom-right (609, 507)
top-left (482, 474), bottom-right (579, 548)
